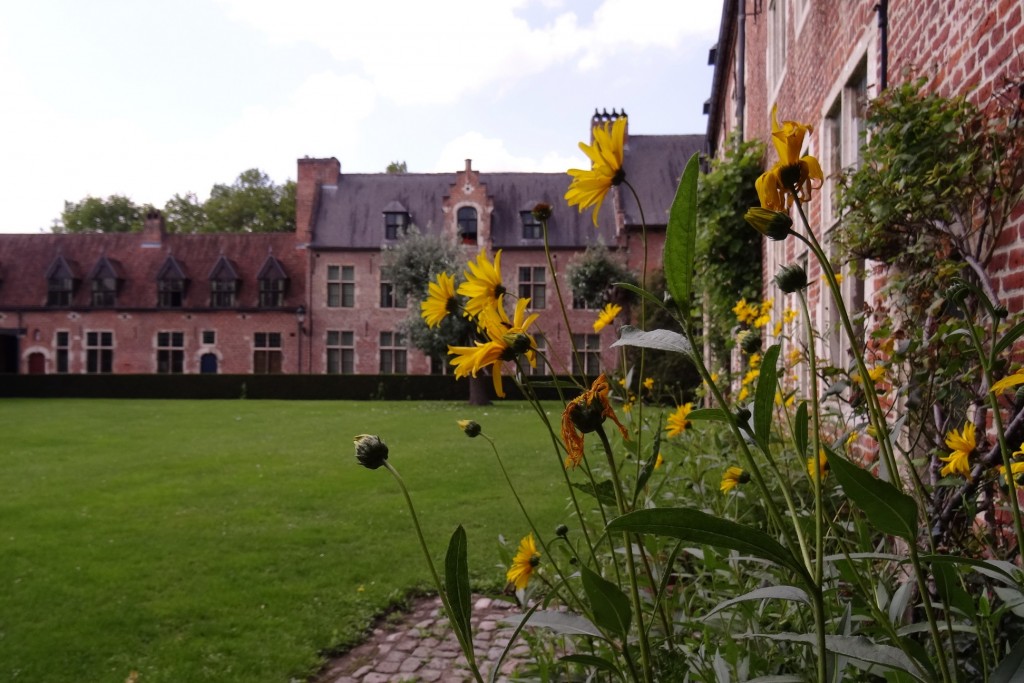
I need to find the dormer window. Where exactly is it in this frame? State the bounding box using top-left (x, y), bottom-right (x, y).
top-left (257, 256), bottom-right (288, 308)
top-left (457, 207), bottom-right (478, 245)
top-left (209, 256), bottom-right (239, 308)
top-left (156, 256), bottom-right (188, 308)
top-left (384, 211), bottom-right (410, 240)
top-left (520, 210), bottom-right (542, 240)
top-left (88, 257), bottom-right (122, 307)
top-left (45, 256), bottom-right (78, 307)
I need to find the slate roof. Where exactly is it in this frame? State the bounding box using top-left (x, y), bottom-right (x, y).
top-left (0, 232), bottom-right (305, 309)
top-left (311, 134), bottom-right (703, 250)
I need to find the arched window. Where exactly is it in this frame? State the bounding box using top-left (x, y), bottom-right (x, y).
top-left (457, 207), bottom-right (478, 245)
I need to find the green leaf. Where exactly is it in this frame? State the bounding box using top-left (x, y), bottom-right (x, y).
top-left (613, 282), bottom-right (666, 312)
top-left (688, 407), bottom-right (730, 423)
top-left (995, 320), bottom-right (1024, 356)
top-left (932, 560), bottom-right (976, 620)
top-left (610, 326), bottom-right (694, 356)
top-left (572, 480), bottom-right (618, 508)
top-left (633, 426), bottom-right (662, 503)
top-left (921, 554), bottom-right (1022, 586)
top-left (606, 507), bottom-right (811, 584)
top-left (580, 564), bottom-right (632, 639)
top-left (754, 344), bottom-right (781, 452)
top-left (516, 609), bottom-right (605, 639)
top-left (663, 153), bottom-right (700, 309)
top-left (559, 653), bottom-right (624, 679)
top-left (489, 601), bottom-right (541, 683)
top-left (702, 585), bottom-right (810, 621)
top-left (991, 635), bottom-right (1024, 683)
top-left (444, 525), bottom-right (473, 648)
top-left (741, 633), bottom-right (927, 681)
top-left (794, 401), bottom-right (808, 457)
top-left (825, 450), bottom-right (918, 541)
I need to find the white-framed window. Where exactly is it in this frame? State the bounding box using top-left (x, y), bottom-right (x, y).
top-left (253, 332), bottom-right (282, 374)
top-left (518, 266), bottom-right (546, 309)
top-left (85, 331), bottom-right (113, 373)
top-left (379, 331), bottom-right (407, 374)
top-left (379, 271), bottom-right (406, 309)
top-left (327, 330), bottom-right (355, 374)
top-left (767, 0), bottom-right (787, 91)
top-left (520, 211), bottom-right (542, 240)
top-left (157, 331), bottom-right (185, 374)
top-left (327, 265), bottom-right (355, 308)
top-left (572, 333), bottom-right (601, 376)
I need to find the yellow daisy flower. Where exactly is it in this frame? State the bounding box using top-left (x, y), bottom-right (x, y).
top-left (457, 250), bottom-right (505, 319)
top-left (643, 377), bottom-right (654, 391)
top-left (506, 533), bottom-right (540, 590)
top-left (593, 303), bottom-right (622, 332)
top-left (666, 402), bottom-right (693, 437)
top-left (940, 422), bottom-right (976, 478)
top-left (720, 466), bottom-right (749, 493)
top-left (447, 296), bottom-right (539, 398)
top-left (561, 374), bottom-right (629, 469)
top-left (992, 371), bottom-right (1024, 394)
top-left (565, 117), bottom-right (627, 227)
top-left (420, 272), bottom-right (457, 328)
top-left (755, 105), bottom-right (824, 211)
top-left (808, 450), bottom-right (829, 481)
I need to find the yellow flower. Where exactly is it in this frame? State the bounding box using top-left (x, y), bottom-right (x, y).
top-left (853, 365), bottom-right (886, 387)
top-left (808, 450), bottom-right (829, 481)
top-left (420, 272), bottom-right (457, 328)
top-left (783, 308), bottom-right (798, 324)
top-left (666, 402), bottom-right (694, 437)
top-left (773, 321), bottom-right (783, 336)
top-left (992, 371), bottom-right (1024, 394)
top-left (506, 533), bottom-right (540, 590)
top-left (998, 460), bottom-right (1024, 486)
top-left (593, 303), bottom-right (622, 332)
top-left (738, 386), bottom-right (750, 402)
top-left (447, 296), bottom-right (539, 398)
top-left (821, 271), bottom-right (844, 285)
top-left (654, 452), bottom-right (664, 469)
top-left (457, 250), bottom-right (506, 319)
top-left (643, 377), bottom-right (654, 391)
top-left (749, 353), bottom-right (762, 369)
top-left (565, 117), bottom-right (627, 227)
top-left (775, 390), bottom-right (795, 408)
top-left (561, 374), bottom-right (629, 469)
top-left (732, 298), bottom-right (759, 325)
top-left (755, 105), bottom-right (825, 211)
top-left (720, 466), bottom-right (749, 493)
top-left (940, 422), bottom-right (976, 478)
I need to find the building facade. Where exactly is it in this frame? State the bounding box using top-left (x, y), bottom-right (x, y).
top-left (706, 0), bottom-right (1024, 366)
top-left (0, 115), bottom-right (701, 383)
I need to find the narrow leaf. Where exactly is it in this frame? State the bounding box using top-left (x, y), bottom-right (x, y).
top-left (663, 152), bottom-right (700, 308)
top-left (754, 344), bottom-right (781, 452)
top-left (580, 564), bottom-right (632, 639)
top-left (633, 425), bottom-right (662, 503)
top-left (794, 401), bottom-right (808, 456)
top-left (444, 525), bottom-right (473, 647)
top-left (995, 320), bottom-right (1024, 356)
top-left (825, 450), bottom-right (918, 541)
top-left (572, 480), bottom-right (618, 508)
top-left (489, 601), bottom-right (541, 683)
top-left (611, 326), bottom-right (694, 357)
top-left (515, 609), bottom-right (605, 639)
top-left (688, 407), bottom-right (730, 423)
top-left (560, 654), bottom-right (624, 679)
top-left (607, 507), bottom-right (810, 583)
top-left (702, 585), bottom-right (810, 621)
top-left (922, 554), bottom-right (1022, 586)
top-left (741, 633), bottom-right (927, 681)
top-left (991, 635), bottom-right (1024, 683)
top-left (614, 282), bottom-right (666, 312)
top-left (932, 560), bottom-right (976, 620)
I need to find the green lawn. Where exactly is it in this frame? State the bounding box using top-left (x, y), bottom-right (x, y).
top-left (0, 399), bottom-right (569, 683)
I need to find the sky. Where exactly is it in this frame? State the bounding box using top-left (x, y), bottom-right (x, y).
top-left (0, 0), bottom-right (721, 234)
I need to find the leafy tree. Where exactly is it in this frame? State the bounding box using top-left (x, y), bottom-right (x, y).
top-left (162, 192), bottom-right (207, 234)
top-left (385, 160), bottom-right (408, 174)
top-left (57, 195), bottom-right (150, 233)
top-left (566, 243), bottom-right (636, 309)
top-left (202, 169), bottom-right (296, 233)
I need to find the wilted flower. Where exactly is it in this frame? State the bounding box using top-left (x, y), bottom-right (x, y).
top-left (755, 105), bottom-right (824, 211)
top-left (354, 434), bottom-right (389, 470)
top-left (506, 533), bottom-right (540, 590)
top-left (561, 374), bottom-right (629, 468)
top-left (565, 117), bottom-right (627, 227)
top-left (531, 202), bottom-right (553, 221)
top-left (457, 420), bottom-right (481, 438)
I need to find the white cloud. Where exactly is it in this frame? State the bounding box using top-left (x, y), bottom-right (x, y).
top-left (432, 131), bottom-right (582, 173)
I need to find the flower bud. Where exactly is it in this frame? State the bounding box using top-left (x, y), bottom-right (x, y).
top-left (531, 202), bottom-right (553, 221)
top-left (353, 434), bottom-right (389, 470)
top-left (774, 264), bottom-right (808, 293)
top-left (736, 407), bottom-right (751, 423)
top-left (740, 331), bottom-right (762, 355)
top-left (555, 524), bottom-right (569, 538)
top-left (995, 305), bottom-right (1009, 319)
top-left (744, 207), bottom-right (793, 241)
top-left (457, 419), bottom-right (481, 438)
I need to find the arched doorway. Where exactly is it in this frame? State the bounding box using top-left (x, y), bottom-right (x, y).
top-left (28, 352), bottom-right (45, 374)
top-left (200, 353), bottom-right (218, 374)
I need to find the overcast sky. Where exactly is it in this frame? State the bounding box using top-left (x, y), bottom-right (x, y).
top-left (0, 0), bottom-right (720, 234)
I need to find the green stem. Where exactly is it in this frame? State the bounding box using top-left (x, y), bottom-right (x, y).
top-left (383, 461), bottom-right (484, 683)
top-left (597, 425), bottom-right (652, 683)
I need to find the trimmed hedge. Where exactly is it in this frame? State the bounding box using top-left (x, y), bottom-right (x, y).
top-left (0, 373), bottom-right (579, 401)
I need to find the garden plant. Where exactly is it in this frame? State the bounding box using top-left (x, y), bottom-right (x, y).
top-left (357, 86), bottom-right (1024, 682)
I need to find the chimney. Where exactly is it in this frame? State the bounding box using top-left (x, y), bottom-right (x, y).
top-left (590, 107), bottom-right (628, 143)
top-left (295, 157), bottom-right (341, 245)
top-left (141, 209), bottom-right (165, 246)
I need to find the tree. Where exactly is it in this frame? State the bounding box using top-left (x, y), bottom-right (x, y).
top-left (162, 192), bottom-right (207, 234)
top-left (202, 169), bottom-right (296, 233)
top-left (58, 195), bottom-right (149, 233)
top-left (385, 160), bottom-right (408, 174)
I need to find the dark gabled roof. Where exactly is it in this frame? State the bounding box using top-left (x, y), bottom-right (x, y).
top-left (310, 133), bottom-right (703, 250)
top-left (87, 255), bottom-right (123, 280)
top-left (45, 254), bottom-right (79, 280)
top-left (256, 255), bottom-right (288, 281)
top-left (208, 255), bottom-right (240, 281)
top-left (155, 255), bottom-right (187, 281)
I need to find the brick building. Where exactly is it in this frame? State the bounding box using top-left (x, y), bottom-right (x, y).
top-left (0, 115), bottom-right (700, 380)
top-left (705, 0), bottom-right (1024, 366)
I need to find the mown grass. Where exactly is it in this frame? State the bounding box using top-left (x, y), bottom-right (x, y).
top-left (0, 399), bottom-right (569, 683)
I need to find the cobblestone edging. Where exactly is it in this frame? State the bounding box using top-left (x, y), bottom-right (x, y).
top-left (314, 595), bottom-right (530, 683)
